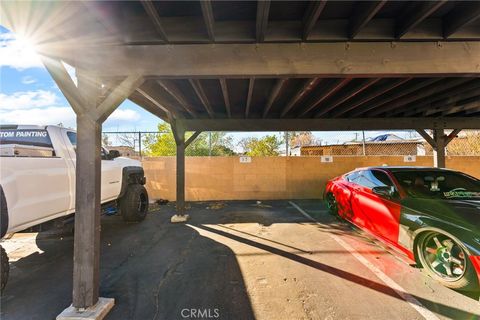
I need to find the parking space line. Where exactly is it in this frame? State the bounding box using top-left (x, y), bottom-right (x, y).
top-left (289, 201), bottom-right (440, 320)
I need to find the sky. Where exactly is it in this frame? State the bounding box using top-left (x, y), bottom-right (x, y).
top-left (0, 25), bottom-right (418, 149)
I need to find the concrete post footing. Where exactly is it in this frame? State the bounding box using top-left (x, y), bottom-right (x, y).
top-left (171, 214), bottom-right (190, 223)
top-left (56, 298), bottom-right (114, 320)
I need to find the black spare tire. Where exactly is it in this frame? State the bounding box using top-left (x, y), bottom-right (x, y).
top-left (119, 184), bottom-right (149, 222)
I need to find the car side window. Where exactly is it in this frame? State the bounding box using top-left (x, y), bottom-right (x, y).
top-left (369, 170), bottom-right (395, 188)
top-left (345, 171), bottom-right (360, 182)
top-left (353, 170), bottom-right (395, 189)
top-left (66, 131), bottom-right (77, 148)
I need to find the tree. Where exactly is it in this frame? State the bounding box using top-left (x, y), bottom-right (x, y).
top-left (289, 131), bottom-right (316, 147)
top-left (116, 132), bottom-right (136, 148)
top-left (239, 135), bottom-right (282, 156)
top-left (102, 134), bottom-right (111, 147)
top-left (144, 123), bottom-right (234, 156)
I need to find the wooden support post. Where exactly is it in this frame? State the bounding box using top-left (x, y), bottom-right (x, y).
top-left (176, 137), bottom-right (186, 216)
top-left (433, 129), bottom-right (446, 168)
top-left (170, 120), bottom-right (188, 222)
top-left (73, 113), bottom-right (102, 308)
top-left (170, 122), bottom-right (201, 222)
top-left (432, 128), bottom-right (462, 168)
top-left (43, 59), bottom-right (144, 317)
top-left (71, 71), bottom-right (103, 309)
top-left (416, 128), bottom-right (447, 168)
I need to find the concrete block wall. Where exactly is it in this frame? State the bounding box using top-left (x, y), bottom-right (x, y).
top-left (142, 156), bottom-right (480, 201)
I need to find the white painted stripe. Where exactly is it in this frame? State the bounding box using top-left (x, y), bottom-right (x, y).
top-left (289, 201), bottom-right (440, 320)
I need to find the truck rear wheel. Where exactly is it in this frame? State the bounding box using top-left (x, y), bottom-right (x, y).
top-left (119, 184), bottom-right (149, 222)
top-left (1, 245), bottom-right (9, 293)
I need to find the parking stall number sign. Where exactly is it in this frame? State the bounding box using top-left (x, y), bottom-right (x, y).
top-left (321, 155), bottom-right (333, 163)
top-left (239, 156), bottom-right (252, 163)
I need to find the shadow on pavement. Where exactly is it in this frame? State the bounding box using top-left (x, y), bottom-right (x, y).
top-left (1, 206), bottom-right (255, 320)
top-left (194, 224), bottom-right (480, 320)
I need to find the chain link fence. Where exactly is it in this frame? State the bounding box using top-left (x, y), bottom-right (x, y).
top-left (102, 131), bottom-right (167, 157)
top-left (291, 130), bottom-right (480, 157)
top-left (102, 129), bottom-right (480, 157)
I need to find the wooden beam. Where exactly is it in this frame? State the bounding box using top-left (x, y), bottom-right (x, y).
top-left (185, 131), bottom-right (202, 147)
top-left (331, 78), bottom-right (411, 118)
top-left (200, 0), bottom-right (215, 42)
top-left (157, 80), bottom-right (198, 118)
top-left (445, 99), bottom-right (480, 116)
top-left (49, 42), bottom-right (480, 77)
top-left (402, 82), bottom-right (480, 116)
top-left (256, 0), bottom-right (270, 42)
top-left (302, 0), bottom-right (327, 40)
top-left (129, 90), bottom-right (168, 121)
top-left (369, 78), bottom-right (473, 116)
top-left (443, 2), bottom-right (480, 38)
top-left (95, 75), bottom-right (144, 122)
top-left (219, 78), bottom-right (231, 118)
top-left (349, 1), bottom-right (386, 39)
top-left (177, 117), bottom-right (480, 132)
top-left (263, 78), bottom-right (287, 118)
top-left (298, 79), bottom-right (352, 118)
top-left (465, 101), bottom-right (480, 115)
top-left (135, 87), bottom-right (178, 118)
top-left (281, 78), bottom-right (322, 117)
top-left (445, 128), bottom-right (462, 146)
top-left (140, 0), bottom-right (168, 42)
top-left (350, 78), bottom-right (442, 117)
top-left (189, 79), bottom-right (215, 118)
top-left (81, 2), bottom-right (120, 40)
top-left (315, 78), bottom-right (380, 118)
top-left (415, 93), bottom-right (480, 117)
top-left (396, 1), bottom-right (447, 38)
top-left (245, 78), bottom-right (255, 118)
top-left (416, 129), bottom-right (436, 149)
top-left (42, 58), bottom-right (86, 115)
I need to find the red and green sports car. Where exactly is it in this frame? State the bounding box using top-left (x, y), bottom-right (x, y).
top-left (324, 166), bottom-right (480, 291)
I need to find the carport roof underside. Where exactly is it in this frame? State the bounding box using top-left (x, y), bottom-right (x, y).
top-left (3, 0), bottom-right (480, 130)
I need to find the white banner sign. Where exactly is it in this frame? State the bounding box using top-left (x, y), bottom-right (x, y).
top-left (404, 155), bottom-right (416, 162)
top-left (321, 155), bottom-right (333, 163)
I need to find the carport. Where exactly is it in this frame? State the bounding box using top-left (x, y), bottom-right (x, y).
top-left (2, 1), bottom-right (480, 318)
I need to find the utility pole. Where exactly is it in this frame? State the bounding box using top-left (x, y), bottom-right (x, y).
top-left (285, 131), bottom-right (289, 156)
top-left (138, 131), bottom-right (142, 157)
top-left (208, 131), bottom-right (212, 156)
top-left (362, 131), bottom-right (366, 156)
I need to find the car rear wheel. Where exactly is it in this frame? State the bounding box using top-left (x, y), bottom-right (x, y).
top-left (119, 184), bottom-right (149, 222)
top-left (325, 193), bottom-right (338, 216)
top-left (416, 231), bottom-right (478, 291)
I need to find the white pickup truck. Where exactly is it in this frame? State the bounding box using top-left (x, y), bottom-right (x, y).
top-left (0, 125), bottom-right (149, 292)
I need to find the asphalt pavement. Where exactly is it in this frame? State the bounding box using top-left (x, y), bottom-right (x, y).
top-left (1, 200), bottom-right (478, 320)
